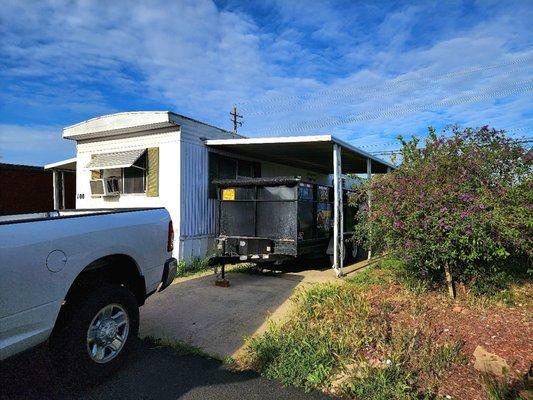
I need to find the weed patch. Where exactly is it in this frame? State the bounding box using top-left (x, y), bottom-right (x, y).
top-left (144, 337), bottom-right (213, 359)
top-left (241, 276), bottom-right (464, 398)
top-left (176, 257), bottom-right (211, 277)
top-left (345, 265), bottom-right (393, 288)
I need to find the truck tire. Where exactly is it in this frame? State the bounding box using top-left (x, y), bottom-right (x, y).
top-left (49, 284), bottom-right (139, 384)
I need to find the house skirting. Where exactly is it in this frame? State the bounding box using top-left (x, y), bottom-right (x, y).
top-left (179, 235), bottom-right (216, 261)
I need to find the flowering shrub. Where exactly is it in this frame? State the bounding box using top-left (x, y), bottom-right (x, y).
top-left (353, 126), bottom-right (532, 296)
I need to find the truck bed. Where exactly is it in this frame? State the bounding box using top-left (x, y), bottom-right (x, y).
top-left (0, 208), bottom-right (164, 224)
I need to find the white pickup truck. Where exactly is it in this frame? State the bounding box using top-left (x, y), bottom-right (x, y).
top-left (0, 208), bottom-right (177, 381)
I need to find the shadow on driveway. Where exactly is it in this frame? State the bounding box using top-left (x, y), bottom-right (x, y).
top-left (1, 340), bottom-right (334, 400)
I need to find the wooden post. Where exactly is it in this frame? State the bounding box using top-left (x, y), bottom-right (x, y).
top-left (443, 264), bottom-right (456, 298)
top-left (367, 158), bottom-right (372, 260)
top-left (333, 144), bottom-right (343, 277)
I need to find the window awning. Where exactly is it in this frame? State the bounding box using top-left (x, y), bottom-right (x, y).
top-left (84, 149), bottom-right (146, 170)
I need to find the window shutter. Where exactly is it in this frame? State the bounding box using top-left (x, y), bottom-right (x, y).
top-left (146, 147), bottom-right (159, 197)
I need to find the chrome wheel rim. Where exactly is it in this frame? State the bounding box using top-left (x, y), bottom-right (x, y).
top-left (86, 303), bottom-right (129, 363)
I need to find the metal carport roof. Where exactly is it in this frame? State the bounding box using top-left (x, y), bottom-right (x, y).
top-left (204, 135), bottom-right (393, 174)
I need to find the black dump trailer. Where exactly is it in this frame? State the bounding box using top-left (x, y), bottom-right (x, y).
top-left (211, 176), bottom-right (360, 267)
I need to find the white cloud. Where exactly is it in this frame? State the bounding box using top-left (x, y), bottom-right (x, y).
top-left (0, 0), bottom-right (531, 166)
top-left (0, 124), bottom-right (75, 165)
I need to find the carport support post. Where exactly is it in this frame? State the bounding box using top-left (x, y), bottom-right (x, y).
top-left (52, 170), bottom-right (59, 210)
top-left (61, 171), bottom-right (65, 209)
top-left (367, 158), bottom-right (372, 260)
top-left (333, 144), bottom-right (344, 277)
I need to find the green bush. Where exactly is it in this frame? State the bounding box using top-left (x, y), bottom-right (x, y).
top-left (353, 126), bottom-right (533, 296)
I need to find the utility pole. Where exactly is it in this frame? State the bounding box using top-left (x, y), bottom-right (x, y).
top-left (230, 105), bottom-right (243, 137)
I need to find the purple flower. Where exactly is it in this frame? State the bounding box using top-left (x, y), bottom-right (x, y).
top-left (458, 193), bottom-right (474, 202)
top-left (393, 220), bottom-right (406, 230)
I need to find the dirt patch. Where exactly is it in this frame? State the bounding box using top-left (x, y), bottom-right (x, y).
top-left (363, 282), bottom-right (532, 399)
top-left (239, 263), bottom-right (532, 399)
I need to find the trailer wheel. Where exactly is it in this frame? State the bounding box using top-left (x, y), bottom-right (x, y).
top-left (329, 243), bottom-right (345, 266)
top-left (329, 242), bottom-right (359, 265)
top-left (347, 243), bottom-right (358, 263)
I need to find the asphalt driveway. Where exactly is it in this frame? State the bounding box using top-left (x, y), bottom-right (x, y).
top-left (0, 340), bottom-right (333, 400)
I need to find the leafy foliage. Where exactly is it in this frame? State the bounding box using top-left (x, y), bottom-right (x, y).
top-left (353, 126), bottom-right (533, 292)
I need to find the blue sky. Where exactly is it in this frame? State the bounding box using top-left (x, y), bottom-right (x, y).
top-left (0, 0), bottom-right (532, 165)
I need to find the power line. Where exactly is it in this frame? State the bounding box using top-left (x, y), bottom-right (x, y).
top-left (239, 57), bottom-right (532, 111)
top-left (244, 62), bottom-right (532, 116)
top-left (357, 127), bottom-right (531, 149)
top-left (370, 137), bottom-right (533, 156)
top-left (252, 80), bottom-right (533, 135)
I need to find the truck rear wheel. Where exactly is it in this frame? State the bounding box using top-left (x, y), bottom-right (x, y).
top-left (49, 284), bottom-right (139, 384)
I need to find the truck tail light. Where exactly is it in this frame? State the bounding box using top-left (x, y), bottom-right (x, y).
top-left (167, 220), bottom-right (174, 252)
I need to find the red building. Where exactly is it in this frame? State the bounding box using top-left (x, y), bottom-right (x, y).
top-left (0, 163), bottom-right (75, 214)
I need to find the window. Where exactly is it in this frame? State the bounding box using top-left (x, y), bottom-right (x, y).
top-left (237, 160), bottom-right (253, 178)
top-left (122, 151), bottom-right (147, 194)
top-left (208, 153), bottom-right (261, 198)
top-left (218, 157), bottom-right (237, 179)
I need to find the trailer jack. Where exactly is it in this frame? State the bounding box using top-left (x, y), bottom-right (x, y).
top-left (214, 264), bottom-right (230, 287)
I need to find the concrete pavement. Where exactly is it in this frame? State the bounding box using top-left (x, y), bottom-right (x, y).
top-left (139, 259), bottom-right (369, 359)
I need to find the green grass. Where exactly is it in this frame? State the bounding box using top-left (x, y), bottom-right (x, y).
top-left (144, 337), bottom-right (213, 359)
top-left (240, 266), bottom-right (464, 398)
top-left (482, 374), bottom-right (519, 400)
top-left (229, 263), bottom-right (257, 273)
top-left (465, 277), bottom-right (533, 308)
top-left (175, 259), bottom-right (259, 278)
top-left (345, 265), bottom-right (394, 287)
top-left (175, 257), bottom-right (211, 277)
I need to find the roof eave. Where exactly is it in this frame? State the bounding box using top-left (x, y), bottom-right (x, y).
top-left (44, 157), bottom-right (77, 171)
top-left (330, 135), bottom-right (395, 170)
top-left (205, 134), bottom-right (394, 171)
top-left (62, 111), bottom-right (180, 141)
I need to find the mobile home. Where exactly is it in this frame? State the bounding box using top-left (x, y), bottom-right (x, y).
top-left (49, 111), bottom-right (392, 274)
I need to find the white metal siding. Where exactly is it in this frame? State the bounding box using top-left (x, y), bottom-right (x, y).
top-left (75, 128), bottom-right (181, 258)
top-left (178, 119), bottom-right (234, 241)
top-left (179, 141), bottom-right (216, 238)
